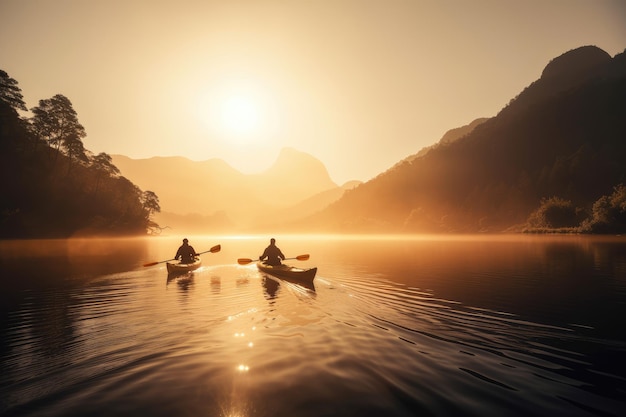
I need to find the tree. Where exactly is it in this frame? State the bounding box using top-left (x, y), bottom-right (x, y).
top-left (582, 184), bottom-right (626, 233)
top-left (91, 152), bottom-right (120, 195)
top-left (526, 196), bottom-right (582, 229)
top-left (142, 190), bottom-right (160, 217)
top-left (30, 94), bottom-right (86, 165)
top-left (0, 69), bottom-right (27, 112)
top-left (92, 152), bottom-right (120, 175)
top-left (64, 133), bottom-right (89, 174)
top-left (141, 191), bottom-right (161, 234)
top-left (0, 70), bottom-right (32, 152)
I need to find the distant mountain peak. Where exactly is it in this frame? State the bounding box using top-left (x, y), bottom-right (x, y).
top-left (265, 147), bottom-right (333, 179)
top-left (499, 46), bottom-right (615, 118)
top-left (540, 45), bottom-right (611, 81)
top-left (273, 146), bottom-right (315, 164)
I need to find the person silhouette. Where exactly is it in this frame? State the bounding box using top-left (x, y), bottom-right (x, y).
top-left (175, 238), bottom-right (198, 264)
top-left (259, 238), bottom-right (285, 266)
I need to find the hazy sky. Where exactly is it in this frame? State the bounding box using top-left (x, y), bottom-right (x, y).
top-left (1, 0), bottom-right (625, 184)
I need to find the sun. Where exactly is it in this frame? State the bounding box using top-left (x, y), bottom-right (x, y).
top-left (220, 95), bottom-right (260, 135)
top-left (193, 80), bottom-right (279, 147)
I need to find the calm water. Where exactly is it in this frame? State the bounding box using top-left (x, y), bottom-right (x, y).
top-left (1, 234), bottom-right (625, 417)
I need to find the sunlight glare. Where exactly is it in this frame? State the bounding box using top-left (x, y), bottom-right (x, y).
top-left (221, 95), bottom-right (260, 135)
top-left (194, 79), bottom-right (279, 148)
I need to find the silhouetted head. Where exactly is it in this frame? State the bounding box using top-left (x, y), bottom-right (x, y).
top-left (270, 238), bottom-right (276, 245)
top-left (183, 238), bottom-right (189, 244)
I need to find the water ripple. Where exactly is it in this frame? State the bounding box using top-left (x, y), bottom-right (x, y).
top-left (3, 236), bottom-right (626, 417)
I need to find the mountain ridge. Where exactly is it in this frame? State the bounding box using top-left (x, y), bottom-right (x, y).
top-left (301, 45), bottom-right (626, 233)
top-left (112, 148), bottom-right (350, 232)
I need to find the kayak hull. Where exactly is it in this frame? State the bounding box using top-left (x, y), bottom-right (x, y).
top-left (167, 257), bottom-right (202, 275)
top-left (256, 261), bottom-right (317, 283)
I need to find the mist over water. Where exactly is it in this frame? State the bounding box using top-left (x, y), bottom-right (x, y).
top-left (1, 235), bottom-right (625, 417)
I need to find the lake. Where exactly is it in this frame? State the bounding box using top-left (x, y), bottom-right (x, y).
top-left (1, 234), bottom-right (625, 417)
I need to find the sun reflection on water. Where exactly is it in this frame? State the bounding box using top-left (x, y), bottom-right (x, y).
top-left (230, 312), bottom-right (257, 377)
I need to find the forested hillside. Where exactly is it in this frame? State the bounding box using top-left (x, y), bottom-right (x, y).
top-left (0, 70), bottom-right (160, 238)
top-left (307, 46), bottom-right (626, 233)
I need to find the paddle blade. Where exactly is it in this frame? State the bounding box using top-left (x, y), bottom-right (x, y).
top-left (237, 258), bottom-right (254, 265)
top-left (295, 254), bottom-right (310, 261)
top-left (210, 244), bottom-right (221, 253)
top-left (143, 261), bottom-right (160, 267)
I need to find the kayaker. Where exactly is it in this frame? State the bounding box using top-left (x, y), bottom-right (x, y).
top-left (175, 238), bottom-right (198, 264)
top-left (259, 238), bottom-right (285, 266)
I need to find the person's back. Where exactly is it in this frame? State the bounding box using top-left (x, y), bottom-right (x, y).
top-left (175, 238), bottom-right (197, 264)
top-left (260, 238), bottom-right (285, 266)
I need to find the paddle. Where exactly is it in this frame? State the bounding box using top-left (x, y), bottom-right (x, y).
top-left (143, 244), bottom-right (221, 267)
top-left (237, 254), bottom-right (310, 265)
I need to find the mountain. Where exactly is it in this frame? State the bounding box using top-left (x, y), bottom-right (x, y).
top-left (404, 117), bottom-right (489, 162)
top-left (304, 45), bottom-right (626, 233)
top-left (112, 148), bottom-right (346, 232)
top-left (111, 155), bottom-right (255, 218)
top-left (249, 147), bottom-right (338, 206)
top-left (249, 180), bottom-right (361, 231)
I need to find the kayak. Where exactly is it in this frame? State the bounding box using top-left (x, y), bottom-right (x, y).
top-left (166, 257), bottom-right (202, 275)
top-left (256, 261), bottom-right (317, 283)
